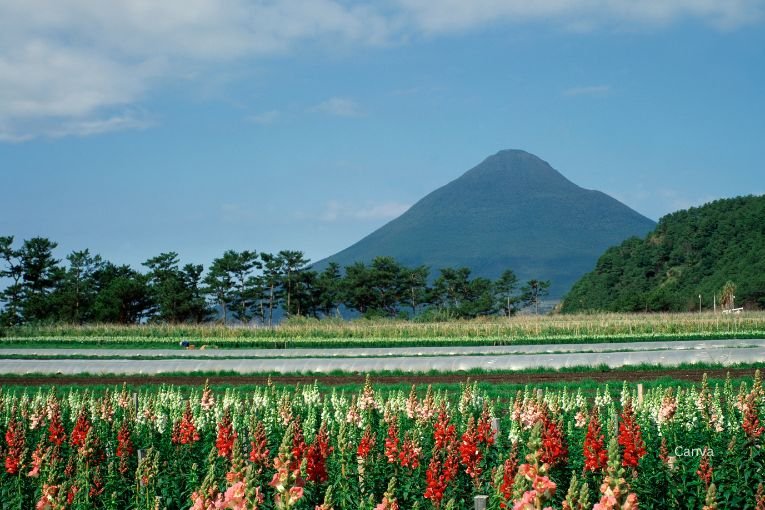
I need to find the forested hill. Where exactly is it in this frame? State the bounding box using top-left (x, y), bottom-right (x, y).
top-left (316, 149), bottom-right (656, 298)
top-left (561, 195), bottom-right (765, 312)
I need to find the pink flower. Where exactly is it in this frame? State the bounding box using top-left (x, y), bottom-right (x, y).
top-left (512, 490), bottom-right (537, 510)
top-left (532, 475), bottom-right (556, 500)
top-left (288, 486), bottom-right (304, 505)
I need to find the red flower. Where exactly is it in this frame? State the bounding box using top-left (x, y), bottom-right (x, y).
top-left (460, 416), bottom-right (482, 479)
top-left (177, 401), bottom-right (200, 445)
top-left (583, 408), bottom-right (607, 472)
top-left (743, 390), bottom-right (764, 439)
top-left (48, 406), bottom-right (66, 447)
top-left (70, 410), bottom-right (91, 449)
top-left (696, 449), bottom-right (713, 487)
top-left (618, 400), bottom-right (646, 469)
top-left (306, 424), bottom-right (333, 483)
top-left (290, 419), bottom-right (306, 471)
top-left (357, 425), bottom-right (375, 459)
top-left (433, 407), bottom-right (456, 450)
top-left (398, 433), bottom-right (421, 469)
top-left (384, 421), bottom-right (400, 464)
top-left (476, 407), bottom-right (495, 446)
top-left (249, 421), bottom-right (270, 466)
top-left (116, 421), bottom-right (134, 459)
top-left (116, 420), bottom-right (134, 475)
top-left (497, 452), bottom-right (519, 509)
top-left (540, 411), bottom-right (567, 467)
top-left (67, 485), bottom-right (77, 505)
top-left (659, 436), bottom-right (670, 465)
top-left (215, 410), bottom-right (237, 459)
top-left (424, 449), bottom-right (459, 507)
top-left (4, 413), bottom-right (24, 475)
top-left (459, 412), bottom-right (494, 480)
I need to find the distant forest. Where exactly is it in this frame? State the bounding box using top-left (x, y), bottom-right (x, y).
top-left (0, 236), bottom-right (551, 327)
top-left (562, 195), bottom-right (765, 312)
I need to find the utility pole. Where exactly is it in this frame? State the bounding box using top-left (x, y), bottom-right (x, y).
top-left (699, 294), bottom-right (702, 314)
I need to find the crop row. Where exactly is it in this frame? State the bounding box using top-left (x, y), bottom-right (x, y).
top-left (3, 312), bottom-right (765, 342)
top-left (1, 373), bottom-right (764, 509)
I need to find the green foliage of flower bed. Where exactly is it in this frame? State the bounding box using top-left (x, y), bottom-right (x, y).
top-left (1, 372), bottom-right (764, 509)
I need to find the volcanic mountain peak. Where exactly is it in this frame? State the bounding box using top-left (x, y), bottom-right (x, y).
top-left (316, 150), bottom-right (655, 298)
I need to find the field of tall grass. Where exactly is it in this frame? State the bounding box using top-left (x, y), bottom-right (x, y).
top-left (2, 312), bottom-right (764, 348)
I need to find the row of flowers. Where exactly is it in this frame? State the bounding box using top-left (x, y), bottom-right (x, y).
top-left (1, 372), bottom-right (764, 510)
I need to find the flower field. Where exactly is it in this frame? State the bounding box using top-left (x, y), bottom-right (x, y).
top-left (2, 373), bottom-right (764, 510)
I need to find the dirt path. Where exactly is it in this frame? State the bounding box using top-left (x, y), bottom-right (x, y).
top-left (0, 367), bottom-right (758, 387)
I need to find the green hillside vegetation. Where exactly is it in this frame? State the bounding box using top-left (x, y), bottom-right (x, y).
top-left (562, 195), bottom-right (765, 312)
top-left (316, 150), bottom-right (655, 298)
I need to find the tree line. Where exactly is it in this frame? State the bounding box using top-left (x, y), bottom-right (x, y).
top-left (0, 236), bottom-right (551, 326)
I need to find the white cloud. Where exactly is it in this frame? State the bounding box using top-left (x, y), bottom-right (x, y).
top-left (0, 0), bottom-right (389, 140)
top-left (1, 0), bottom-right (761, 140)
top-left (308, 97), bottom-right (364, 117)
top-left (318, 200), bottom-right (411, 222)
top-left (563, 85), bottom-right (611, 96)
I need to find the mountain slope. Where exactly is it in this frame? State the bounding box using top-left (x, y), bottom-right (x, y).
top-left (317, 150), bottom-right (656, 297)
top-left (562, 195), bottom-right (765, 312)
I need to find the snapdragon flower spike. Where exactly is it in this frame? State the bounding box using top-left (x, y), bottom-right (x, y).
top-left (495, 448), bottom-right (519, 509)
top-left (433, 405), bottom-right (456, 450)
top-left (460, 416), bottom-right (483, 479)
top-left (178, 400), bottom-right (200, 444)
top-left (584, 408), bottom-right (608, 472)
top-left (697, 448), bottom-right (713, 488)
top-left (116, 419), bottom-right (134, 475)
top-left (540, 410), bottom-right (567, 468)
top-left (399, 431), bottom-right (422, 469)
top-left (424, 436), bottom-right (459, 507)
top-left (216, 409), bottom-right (237, 459)
top-left (70, 409), bottom-right (91, 449)
top-left (47, 404), bottom-right (66, 448)
top-left (755, 483), bottom-right (765, 510)
top-left (306, 423), bottom-right (332, 483)
top-left (562, 473), bottom-right (591, 510)
top-left (702, 483), bottom-right (718, 510)
top-left (27, 443), bottom-right (44, 478)
top-left (384, 421), bottom-right (400, 464)
top-left (742, 389), bottom-right (764, 439)
top-left (290, 418), bottom-right (306, 471)
top-left (510, 422), bottom-right (557, 510)
top-left (618, 399), bottom-right (646, 469)
top-left (4, 411), bottom-right (25, 475)
top-left (249, 421), bottom-right (270, 468)
top-left (375, 477), bottom-right (400, 510)
top-left (270, 423), bottom-right (305, 510)
top-left (357, 424), bottom-right (375, 459)
top-left (593, 438), bottom-right (638, 510)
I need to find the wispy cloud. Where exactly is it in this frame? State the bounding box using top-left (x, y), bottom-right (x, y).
top-left (247, 110), bottom-right (282, 125)
top-left (0, 110), bottom-right (154, 142)
top-left (1, 0), bottom-right (761, 141)
top-left (563, 85), bottom-right (611, 97)
top-left (395, 0), bottom-right (764, 33)
top-left (308, 97), bottom-right (364, 118)
top-left (317, 200), bottom-right (410, 222)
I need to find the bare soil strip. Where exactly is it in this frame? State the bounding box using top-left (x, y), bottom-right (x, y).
top-left (0, 367), bottom-right (757, 387)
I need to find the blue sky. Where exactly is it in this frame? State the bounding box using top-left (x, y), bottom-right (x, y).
top-left (2, 0), bottom-right (764, 269)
